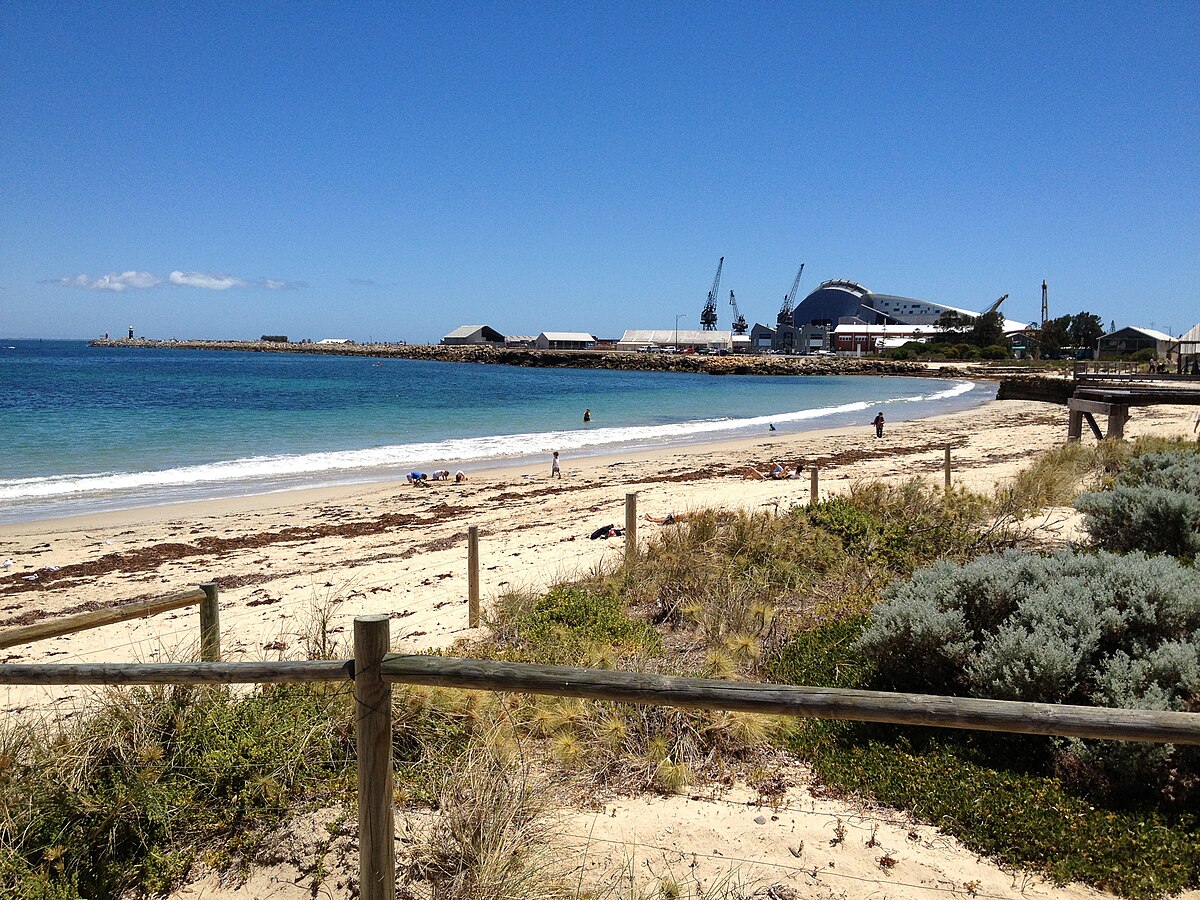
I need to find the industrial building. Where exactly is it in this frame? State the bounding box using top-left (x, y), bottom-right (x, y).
top-left (772, 279), bottom-right (1025, 353)
top-left (535, 332), bottom-right (596, 350)
top-left (1096, 326), bottom-right (1175, 360)
top-left (442, 325), bottom-right (504, 345)
top-left (616, 329), bottom-right (736, 352)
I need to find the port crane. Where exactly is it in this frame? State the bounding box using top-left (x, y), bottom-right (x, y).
top-left (778, 263), bottom-right (805, 326)
top-left (700, 257), bottom-right (723, 330)
top-left (729, 290), bottom-right (748, 334)
top-left (983, 293), bottom-right (1009, 315)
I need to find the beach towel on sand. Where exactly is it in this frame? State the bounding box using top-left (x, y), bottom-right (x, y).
top-left (589, 524), bottom-right (625, 540)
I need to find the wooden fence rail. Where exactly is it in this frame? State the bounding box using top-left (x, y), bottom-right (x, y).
top-left (0, 660), bottom-right (352, 684)
top-left (0, 583), bottom-right (220, 659)
top-left (378, 654), bottom-right (1200, 746)
top-left (3, 616), bottom-right (1200, 900)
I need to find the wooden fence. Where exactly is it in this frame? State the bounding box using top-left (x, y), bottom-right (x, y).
top-left (2, 614), bottom-right (1200, 899)
top-left (0, 583), bottom-right (221, 659)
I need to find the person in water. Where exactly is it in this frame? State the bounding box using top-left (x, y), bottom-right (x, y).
top-left (583, 408), bottom-right (591, 423)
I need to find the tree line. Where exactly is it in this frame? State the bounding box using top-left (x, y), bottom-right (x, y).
top-left (933, 309), bottom-right (1105, 358)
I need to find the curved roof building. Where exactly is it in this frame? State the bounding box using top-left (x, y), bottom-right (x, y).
top-left (789, 280), bottom-right (1024, 331)
top-left (790, 280), bottom-right (895, 327)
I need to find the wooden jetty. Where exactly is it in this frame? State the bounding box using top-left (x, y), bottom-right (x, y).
top-left (998, 362), bottom-right (1200, 442)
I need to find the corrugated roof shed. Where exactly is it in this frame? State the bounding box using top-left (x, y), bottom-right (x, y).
top-left (619, 329), bottom-right (733, 344)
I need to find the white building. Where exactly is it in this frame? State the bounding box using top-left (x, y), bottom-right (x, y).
top-left (535, 332), bottom-right (596, 350)
top-left (617, 329), bottom-right (733, 351)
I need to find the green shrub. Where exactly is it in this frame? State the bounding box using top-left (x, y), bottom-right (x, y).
top-left (494, 584), bottom-right (662, 665)
top-left (806, 480), bottom-right (990, 573)
top-left (854, 550), bottom-right (1200, 805)
top-left (764, 616), bottom-right (871, 690)
top-left (1075, 449), bottom-right (1200, 559)
top-left (0, 683), bottom-right (355, 899)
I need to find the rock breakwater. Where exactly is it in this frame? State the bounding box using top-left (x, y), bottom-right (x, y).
top-left (88, 339), bottom-right (947, 377)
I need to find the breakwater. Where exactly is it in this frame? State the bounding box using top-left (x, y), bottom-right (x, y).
top-left (88, 339), bottom-right (950, 377)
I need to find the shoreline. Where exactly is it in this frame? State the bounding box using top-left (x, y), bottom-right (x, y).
top-left (4, 397), bottom-right (1195, 691)
top-left (1, 372), bottom-right (994, 527)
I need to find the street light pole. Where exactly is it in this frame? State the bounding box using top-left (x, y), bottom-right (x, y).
top-left (675, 314), bottom-right (685, 351)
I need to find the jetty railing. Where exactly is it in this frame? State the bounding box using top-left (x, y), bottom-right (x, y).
top-left (0, 582), bottom-right (221, 660)
top-left (3, 615), bottom-right (1199, 898)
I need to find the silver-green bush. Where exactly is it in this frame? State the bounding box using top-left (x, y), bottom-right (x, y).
top-left (856, 549), bottom-right (1200, 801)
top-left (1075, 450), bottom-right (1200, 559)
top-left (856, 549), bottom-right (1200, 706)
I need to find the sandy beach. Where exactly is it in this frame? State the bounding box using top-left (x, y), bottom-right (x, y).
top-left (3, 397), bottom-right (1197, 899)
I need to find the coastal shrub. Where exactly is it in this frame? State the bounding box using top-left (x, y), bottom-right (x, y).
top-left (854, 549), bottom-right (1200, 804)
top-left (1077, 486), bottom-right (1200, 558)
top-left (980, 344), bottom-right (1010, 360)
top-left (0, 682), bottom-right (355, 899)
top-left (807, 479), bottom-right (990, 571)
top-left (857, 550), bottom-right (1200, 700)
top-left (1075, 449), bottom-right (1200, 559)
top-left (485, 584), bottom-right (661, 666)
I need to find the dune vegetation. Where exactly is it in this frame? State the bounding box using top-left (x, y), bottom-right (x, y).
top-left (2, 438), bottom-right (1199, 899)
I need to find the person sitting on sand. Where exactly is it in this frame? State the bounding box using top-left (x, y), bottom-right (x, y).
top-left (743, 462), bottom-right (795, 480)
top-left (454, 470), bottom-right (468, 482)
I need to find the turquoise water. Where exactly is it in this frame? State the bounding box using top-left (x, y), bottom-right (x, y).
top-left (0, 340), bottom-right (994, 523)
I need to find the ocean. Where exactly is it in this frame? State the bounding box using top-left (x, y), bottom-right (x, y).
top-left (0, 340), bottom-right (995, 524)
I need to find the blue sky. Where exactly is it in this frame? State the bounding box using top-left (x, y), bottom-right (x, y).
top-left (2, 1), bottom-right (1197, 342)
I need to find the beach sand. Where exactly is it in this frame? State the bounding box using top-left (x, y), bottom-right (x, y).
top-left (2, 397), bottom-right (1197, 899)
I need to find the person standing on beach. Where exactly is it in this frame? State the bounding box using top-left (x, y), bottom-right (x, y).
top-left (873, 411), bottom-right (885, 438)
top-left (551, 450), bottom-right (561, 478)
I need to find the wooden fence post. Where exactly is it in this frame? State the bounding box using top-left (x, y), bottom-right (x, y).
top-left (944, 445), bottom-right (952, 489)
top-left (809, 466), bottom-right (819, 504)
top-left (199, 582), bottom-right (220, 662)
top-left (468, 525), bottom-right (480, 628)
top-left (625, 492), bottom-right (637, 561)
top-left (355, 615), bottom-right (395, 900)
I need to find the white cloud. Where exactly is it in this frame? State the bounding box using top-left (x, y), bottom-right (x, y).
top-left (53, 271), bottom-right (162, 291)
top-left (169, 270), bottom-right (246, 291)
top-left (48, 269), bottom-right (303, 293)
